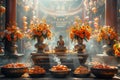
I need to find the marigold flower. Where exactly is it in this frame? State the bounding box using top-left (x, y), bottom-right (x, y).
top-left (97, 26), bottom-right (118, 42)
top-left (5, 26), bottom-right (24, 41)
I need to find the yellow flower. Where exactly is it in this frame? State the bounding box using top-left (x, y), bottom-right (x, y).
top-left (113, 41), bottom-right (120, 57)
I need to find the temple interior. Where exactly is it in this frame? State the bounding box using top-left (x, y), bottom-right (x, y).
top-left (0, 0), bottom-right (120, 80)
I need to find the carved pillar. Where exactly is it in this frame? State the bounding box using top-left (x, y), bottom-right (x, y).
top-left (5, 0), bottom-right (16, 26)
top-left (105, 0), bottom-right (117, 29)
top-left (5, 0), bottom-right (17, 56)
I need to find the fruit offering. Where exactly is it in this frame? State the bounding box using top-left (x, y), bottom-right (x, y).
top-left (92, 64), bottom-right (117, 69)
top-left (29, 66), bottom-right (46, 74)
top-left (51, 64), bottom-right (69, 71)
top-left (3, 63), bottom-right (27, 68)
top-left (91, 63), bottom-right (118, 78)
top-left (74, 66), bottom-right (90, 74)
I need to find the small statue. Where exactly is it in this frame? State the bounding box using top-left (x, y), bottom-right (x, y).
top-left (57, 35), bottom-right (65, 48)
top-left (55, 35), bottom-right (67, 53)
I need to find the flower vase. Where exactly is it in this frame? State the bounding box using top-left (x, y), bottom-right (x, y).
top-left (74, 38), bottom-right (86, 54)
top-left (105, 40), bottom-right (114, 56)
top-left (35, 37), bottom-right (46, 53)
top-left (5, 40), bottom-right (18, 55)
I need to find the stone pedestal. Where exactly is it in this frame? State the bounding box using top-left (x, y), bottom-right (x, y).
top-left (31, 53), bottom-right (88, 71)
top-left (0, 54), bottom-right (24, 66)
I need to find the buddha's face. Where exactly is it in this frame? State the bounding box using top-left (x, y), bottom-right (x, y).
top-left (59, 36), bottom-right (63, 40)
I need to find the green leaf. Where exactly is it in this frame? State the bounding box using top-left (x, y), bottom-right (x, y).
top-left (84, 37), bottom-right (88, 42)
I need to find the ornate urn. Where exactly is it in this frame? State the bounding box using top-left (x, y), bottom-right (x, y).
top-left (74, 38), bottom-right (86, 54)
top-left (5, 40), bottom-right (18, 55)
top-left (104, 40), bottom-right (115, 56)
top-left (35, 37), bottom-right (49, 53)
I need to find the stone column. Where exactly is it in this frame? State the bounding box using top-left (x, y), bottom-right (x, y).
top-left (5, 0), bottom-right (17, 56)
top-left (5, 0), bottom-right (16, 26)
top-left (105, 0), bottom-right (117, 29)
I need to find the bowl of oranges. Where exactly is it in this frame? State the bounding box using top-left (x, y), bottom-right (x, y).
top-left (49, 64), bottom-right (71, 78)
top-left (91, 64), bottom-right (118, 78)
top-left (1, 63), bottom-right (28, 78)
top-left (28, 66), bottom-right (46, 78)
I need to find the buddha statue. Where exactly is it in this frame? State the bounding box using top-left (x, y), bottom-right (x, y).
top-left (54, 35), bottom-right (67, 53)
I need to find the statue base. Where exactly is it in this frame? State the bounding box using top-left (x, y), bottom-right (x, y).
top-left (54, 47), bottom-right (67, 53)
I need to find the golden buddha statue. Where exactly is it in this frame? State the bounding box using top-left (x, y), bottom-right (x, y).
top-left (54, 35), bottom-right (67, 53)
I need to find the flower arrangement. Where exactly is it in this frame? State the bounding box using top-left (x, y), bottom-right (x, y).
top-left (97, 26), bottom-right (118, 42)
top-left (113, 41), bottom-right (120, 57)
top-left (70, 24), bottom-right (92, 41)
top-left (4, 25), bottom-right (23, 41)
top-left (29, 22), bottom-right (52, 40)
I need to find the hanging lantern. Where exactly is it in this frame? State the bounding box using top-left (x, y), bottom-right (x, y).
top-left (22, 16), bottom-right (27, 21)
top-left (23, 21), bottom-right (28, 31)
top-left (94, 17), bottom-right (99, 23)
top-left (23, 26), bottom-right (27, 31)
top-left (89, 1), bottom-right (93, 8)
top-left (0, 6), bottom-right (6, 15)
top-left (23, 21), bottom-right (28, 27)
top-left (24, 6), bottom-right (30, 12)
top-left (92, 7), bottom-right (97, 13)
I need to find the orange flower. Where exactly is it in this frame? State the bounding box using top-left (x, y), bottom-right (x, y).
top-left (47, 31), bottom-right (52, 38)
top-left (97, 36), bottom-right (102, 42)
top-left (115, 49), bottom-right (120, 57)
top-left (29, 23), bottom-right (52, 39)
top-left (70, 25), bottom-right (91, 41)
top-left (97, 26), bottom-right (118, 42)
top-left (5, 26), bottom-right (24, 41)
top-left (70, 32), bottom-right (74, 39)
